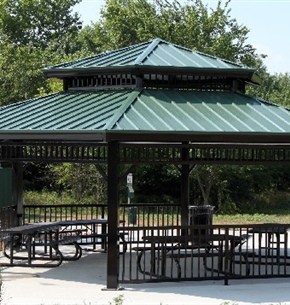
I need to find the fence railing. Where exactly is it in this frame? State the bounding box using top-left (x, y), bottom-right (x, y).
top-left (23, 204), bottom-right (107, 223)
top-left (119, 223), bottom-right (290, 284)
top-left (23, 203), bottom-right (181, 227)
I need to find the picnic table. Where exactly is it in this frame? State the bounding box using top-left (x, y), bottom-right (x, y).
top-left (249, 224), bottom-right (290, 264)
top-left (0, 222), bottom-right (63, 267)
top-left (0, 218), bottom-right (128, 267)
top-left (57, 219), bottom-right (108, 251)
top-left (56, 219), bottom-right (127, 253)
top-left (0, 220), bottom-right (105, 267)
top-left (135, 233), bottom-right (251, 280)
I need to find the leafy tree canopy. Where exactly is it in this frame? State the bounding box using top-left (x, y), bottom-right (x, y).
top-left (0, 0), bottom-right (82, 51)
top-left (0, 0), bottom-right (88, 105)
top-left (0, 38), bottom-right (85, 105)
top-left (247, 72), bottom-right (290, 108)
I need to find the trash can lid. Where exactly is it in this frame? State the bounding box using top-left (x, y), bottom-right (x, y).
top-left (188, 205), bottom-right (214, 210)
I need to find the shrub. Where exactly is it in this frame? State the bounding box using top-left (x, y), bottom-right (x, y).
top-left (24, 190), bottom-right (75, 205)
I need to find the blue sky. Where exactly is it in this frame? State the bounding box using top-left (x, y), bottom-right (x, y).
top-left (74, 0), bottom-right (290, 75)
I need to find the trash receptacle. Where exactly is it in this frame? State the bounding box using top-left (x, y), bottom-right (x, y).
top-left (128, 207), bottom-right (137, 225)
top-left (188, 205), bottom-right (214, 236)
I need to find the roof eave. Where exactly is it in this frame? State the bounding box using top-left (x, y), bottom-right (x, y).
top-left (43, 66), bottom-right (260, 84)
top-left (104, 130), bottom-right (290, 143)
top-left (0, 131), bottom-right (106, 141)
top-left (1, 129), bottom-right (289, 144)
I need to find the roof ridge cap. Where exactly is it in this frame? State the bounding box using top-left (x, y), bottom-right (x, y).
top-left (43, 41), bottom-right (151, 70)
top-left (134, 38), bottom-right (164, 65)
top-left (104, 89), bottom-right (142, 130)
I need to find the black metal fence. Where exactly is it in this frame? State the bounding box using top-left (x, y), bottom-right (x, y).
top-left (23, 204), bottom-right (107, 223)
top-left (119, 223), bottom-right (290, 284)
top-left (23, 203), bottom-right (181, 227)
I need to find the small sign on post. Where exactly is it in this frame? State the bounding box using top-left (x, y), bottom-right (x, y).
top-left (126, 173), bottom-right (136, 224)
top-left (127, 173), bottom-right (133, 185)
top-left (127, 173), bottom-right (134, 203)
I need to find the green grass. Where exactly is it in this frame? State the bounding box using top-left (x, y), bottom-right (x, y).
top-left (214, 212), bottom-right (290, 225)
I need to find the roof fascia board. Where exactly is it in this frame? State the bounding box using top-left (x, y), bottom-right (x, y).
top-left (44, 66), bottom-right (259, 84)
top-left (44, 66), bottom-right (254, 75)
top-left (104, 131), bottom-right (290, 143)
top-left (0, 132), bottom-right (105, 141)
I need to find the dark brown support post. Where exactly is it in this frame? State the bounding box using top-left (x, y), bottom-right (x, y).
top-left (12, 162), bottom-right (23, 226)
top-left (181, 143), bottom-right (190, 226)
top-left (63, 79), bottom-right (69, 91)
top-left (106, 141), bottom-right (120, 290)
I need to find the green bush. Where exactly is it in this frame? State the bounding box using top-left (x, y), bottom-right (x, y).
top-left (24, 190), bottom-right (75, 205)
top-left (249, 191), bottom-right (290, 213)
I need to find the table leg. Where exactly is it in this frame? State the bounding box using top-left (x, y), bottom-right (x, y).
top-left (150, 243), bottom-right (156, 275)
top-left (92, 223), bottom-right (96, 250)
top-left (161, 245), bottom-right (167, 277)
top-left (27, 235), bottom-right (32, 265)
top-left (266, 233), bottom-right (272, 256)
top-left (101, 223), bottom-right (107, 251)
top-left (9, 234), bottom-right (14, 265)
top-left (285, 232), bottom-right (289, 258)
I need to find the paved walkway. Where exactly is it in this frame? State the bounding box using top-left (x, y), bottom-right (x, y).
top-left (1, 251), bottom-right (290, 305)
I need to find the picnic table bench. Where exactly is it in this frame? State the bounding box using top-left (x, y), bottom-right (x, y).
top-left (55, 219), bottom-right (127, 254)
top-left (133, 233), bottom-right (252, 280)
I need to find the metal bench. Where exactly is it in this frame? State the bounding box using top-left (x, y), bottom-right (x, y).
top-left (167, 249), bottom-right (252, 277)
top-left (32, 235), bottom-right (82, 261)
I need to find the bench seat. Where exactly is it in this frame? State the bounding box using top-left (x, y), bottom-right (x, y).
top-left (32, 235), bottom-right (82, 261)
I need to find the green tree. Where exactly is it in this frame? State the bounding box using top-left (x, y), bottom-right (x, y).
top-left (51, 163), bottom-right (107, 204)
top-left (0, 40), bottom-right (80, 105)
top-left (0, 0), bottom-right (82, 51)
top-left (191, 165), bottom-right (220, 206)
top-left (0, 41), bottom-right (45, 105)
top-left (134, 165), bottom-right (181, 203)
top-left (247, 71), bottom-right (290, 107)
top-left (0, 0), bottom-right (86, 105)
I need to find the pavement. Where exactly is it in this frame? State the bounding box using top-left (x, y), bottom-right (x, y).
top-left (1, 250), bottom-right (290, 305)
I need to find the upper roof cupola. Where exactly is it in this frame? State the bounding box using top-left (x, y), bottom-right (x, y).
top-left (43, 38), bottom-right (261, 93)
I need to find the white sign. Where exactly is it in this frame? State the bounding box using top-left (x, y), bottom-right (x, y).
top-left (127, 173), bottom-right (133, 185)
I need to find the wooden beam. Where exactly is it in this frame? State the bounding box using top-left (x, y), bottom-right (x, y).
top-left (12, 162), bottom-right (23, 226)
top-left (106, 141), bottom-right (120, 290)
top-left (181, 143), bottom-right (190, 226)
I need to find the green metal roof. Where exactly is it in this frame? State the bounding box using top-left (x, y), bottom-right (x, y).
top-left (0, 90), bottom-right (133, 131)
top-left (1, 89), bottom-right (290, 140)
top-left (43, 39), bottom-right (260, 84)
top-left (114, 90), bottom-right (290, 133)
